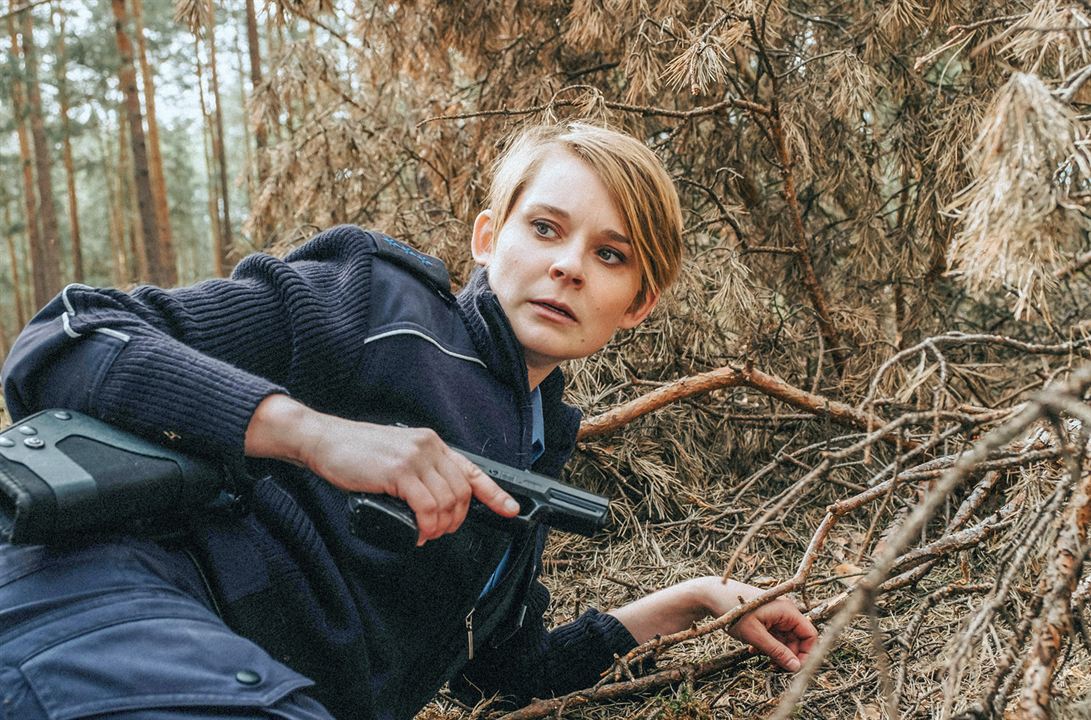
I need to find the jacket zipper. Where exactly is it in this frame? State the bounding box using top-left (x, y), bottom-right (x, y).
top-left (465, 607), bottom-right (475, 660)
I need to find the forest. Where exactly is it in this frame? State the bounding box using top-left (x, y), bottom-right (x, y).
top-left (3, 0), bottom-right (1091, 718)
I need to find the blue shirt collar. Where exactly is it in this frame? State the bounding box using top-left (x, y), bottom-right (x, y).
top-left (530, 387), bottom-right (545, 464)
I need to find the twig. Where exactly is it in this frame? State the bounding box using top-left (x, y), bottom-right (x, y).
top-left (496, 651), bottom-right (751, 720)
top-left (861, 333), bottom-right (1091, 440)
top-left (892, 583), bottom-right (992, 711)
top-left (1055, 249), bottom-right (1091, 279)
top-left (748, 16), bottom-right (846, 373)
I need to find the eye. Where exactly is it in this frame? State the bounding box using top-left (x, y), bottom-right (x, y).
top-left (597, 247), bottom-right (627, 265)
top-left (531, 220), bottom-right (557, 238)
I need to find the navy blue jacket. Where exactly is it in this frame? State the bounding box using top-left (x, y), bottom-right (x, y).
top-left (1, 226), bottom-right (636, 720)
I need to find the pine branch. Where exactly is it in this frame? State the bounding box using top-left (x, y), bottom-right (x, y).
top-left (418, 96), bottom-right (771, 128)
top-left (578, 363), bottom-right (893, 444)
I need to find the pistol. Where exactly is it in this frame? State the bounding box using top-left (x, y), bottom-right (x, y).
top-left (349, 449), bottom-right (609, 543)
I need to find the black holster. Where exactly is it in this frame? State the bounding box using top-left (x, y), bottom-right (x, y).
top-left (0, 409), bottom-right (229, 545)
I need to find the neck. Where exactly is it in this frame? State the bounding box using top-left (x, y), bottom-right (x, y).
top-left (526, 361), bottom-right (558, 391)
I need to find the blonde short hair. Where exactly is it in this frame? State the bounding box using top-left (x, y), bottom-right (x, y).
top-left (489, 123), bottom-right (684, 303)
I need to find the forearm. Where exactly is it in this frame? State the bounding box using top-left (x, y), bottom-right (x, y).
top-left (3, 227), bottom-right (376, 454)
top-left (609, 576), bottom-right (819, 672)
top-left (1, 293), bottom-right (286, 457)
top-left (606, 576), bottom-right (727, 644)
top-left (244, 393), bottom-right (317, 465)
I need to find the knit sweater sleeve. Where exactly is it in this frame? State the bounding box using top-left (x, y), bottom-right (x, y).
top-left (1, 225), bottom-right (377, 464)
top-left (451, 578), bottom-right (638, 707)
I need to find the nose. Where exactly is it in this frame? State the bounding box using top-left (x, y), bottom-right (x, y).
top-left (548, 242), bottom-right (585, 287)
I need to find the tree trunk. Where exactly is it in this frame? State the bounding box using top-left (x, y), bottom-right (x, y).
top-left (4, 200), bottom-right (27, 329)
top-left (245, 0), bottom-right (267, 180)
top-left (111, 0), bottom-right (163, 285)
top-left (15, 3), bottom-right (62, 306)
top-left (206, 0), bottom-right (234, 274)
top-left (233, 21), bottom-right (253, 209)
top-left (5, 11), bottom-right (42, 309)
top-left (241, 0), bottom-right (275, 248)
top-left (131, 0), bottom-right (176, 285)
top-left (118, 100), bottom-right (146, 282)
top-left (195, 35), bottom-right (224, 277)
top-left (0, 299), bottom-right (9, 358)
top-left (95, 108), bottom-right (129, 285)
top-left (52, 4), bottom-right (84, 283)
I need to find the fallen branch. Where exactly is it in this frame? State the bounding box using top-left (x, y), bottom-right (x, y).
top-left (578, 363), bottom-right (892, 442)
top-left (495, 651), bottom-right (750, 720)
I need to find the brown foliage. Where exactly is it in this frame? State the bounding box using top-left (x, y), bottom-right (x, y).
top-left (241, 1), bottom-right (1091, 716)
top-left (0, 0), bottom-right (1056, 716)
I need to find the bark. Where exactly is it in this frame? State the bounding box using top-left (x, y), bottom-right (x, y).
top-left (4, 201), bottom-right (27, 329)
top-left (195, 35), bottom-right (224, 277)
top-left (206, 0), bottom-right (234, 274)
top-left (15, 3), bottom-right (62, 306)
top-left (0, 300), bottom-right (9, 357)
top-left (111, 0), bottom-right (162, 284)
top-left (118, 100), bottom-right (146, 282)
top-left (244, 0), bottom-right (267, 182)
top-left (96, 112), bottom-right (128, 285)
top-left (131, 0), bottom-right (176, 285)
top-left (52, 4), bottom-right (83, 283)
top-left (5, 11), bottom-right (41, 308)
top-left (1017, 437), bottom-right (1091, 718)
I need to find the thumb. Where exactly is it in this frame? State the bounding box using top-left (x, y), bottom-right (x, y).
top-left (742, 620), bottom-right (802, 672)
top-left (454, 451), bottom-right (521, 518)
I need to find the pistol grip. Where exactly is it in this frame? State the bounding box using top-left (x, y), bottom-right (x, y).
top-left (348, 494), bottom-right (418, 547)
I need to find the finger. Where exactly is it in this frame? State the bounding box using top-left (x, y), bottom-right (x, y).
top-left (443, 461), bottom-right (474, 531)
top-left (420, 470), bottom-right (458, 539)
top-left (795, 620), bottom-right (819, 662)
top-left (433, 467), bottom-right (472, 536)
top-left (772, 609), bottom-right (820, 653)
top-left (740, 619), bottom-right (802, 672)
top-left (454, 451), bottom-right (520, 517)
top-left (398, 480), bottom-right (439, 546)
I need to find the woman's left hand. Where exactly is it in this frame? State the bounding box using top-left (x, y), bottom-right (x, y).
top-left (708, 579), bottom-right (818, 672)
top-left (608, 576), bottom-right (818, 672)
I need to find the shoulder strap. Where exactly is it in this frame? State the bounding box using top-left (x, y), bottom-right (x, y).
top-left (371, 233), bottom-right (453, 295)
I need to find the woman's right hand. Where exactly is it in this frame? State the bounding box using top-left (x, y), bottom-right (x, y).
top-left (244, 394), bottom-right (520, 545)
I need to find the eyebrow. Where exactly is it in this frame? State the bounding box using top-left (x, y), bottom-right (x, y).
top-left (525, 203), bottom-right (632, 245)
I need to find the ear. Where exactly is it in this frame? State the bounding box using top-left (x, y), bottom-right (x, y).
top-left (471, 210), bottom-right (495, 266)
top-left (618, 290), bottom-right (659, 330)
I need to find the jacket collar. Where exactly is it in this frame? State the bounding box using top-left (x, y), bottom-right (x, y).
top-left (456, 268), bottom-right (582, 474)
top-left (456, 268), bottom-right (530, 397)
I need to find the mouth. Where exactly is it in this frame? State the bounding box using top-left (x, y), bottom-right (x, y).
top-left (530, 299), bottom-right (577, 322)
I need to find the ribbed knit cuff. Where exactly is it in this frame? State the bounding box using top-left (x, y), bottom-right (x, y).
top-left (544, 608), bottom-right (639, 695)
top-left (95, 336), bottom-right (286, 465)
